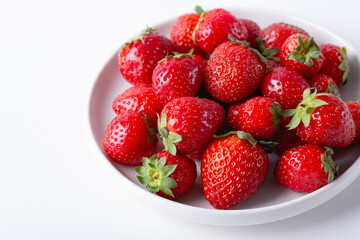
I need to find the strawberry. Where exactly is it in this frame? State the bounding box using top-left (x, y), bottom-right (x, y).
top-left (257, 22), bottom-right (308, 60)
top-left (201, 131), bottom-right (269, 209)
top-left (346, 101), bottom-right (360, 142)
top-left (158, 97), bottom-right (225, 155)
top-left (170, 13), bottom-right (205, 55)
top-left (265, 59), bottom-right (282, 73)
top-left (228, 96), bottom-right (282, 139)
top-left (152, 51), bottom-right (202, 105)
top-left (193, 6), bottom-right (248, 53)
top-left (283, 89), bottom-right (356, 147)
top-left (112, 84), bottom-right (164, 129)
top-left (319, 44), bottom-right (349, 85)
top-left (118, 27), bottom-right (173, 85)
top-left (271, 116), bottom-right (306, 155)
top-left (205, 36), bottom-right (266, 103)
top-left (308, 74), bottom-right (340, 97)
top-left (227, 101), bottom-right (245, 130)
top-left (261, 66), bottom-right (310, 109)
top-left (103, 112), bottom-right (157, 166)
top-left (274, 144), bottom-right (337, 193)
top-left (135, 151), bottom-right (197, 199)
top-left (279, 34), bottom-right (324, 78)
top-left (237, 18), bottom-right (261, 48)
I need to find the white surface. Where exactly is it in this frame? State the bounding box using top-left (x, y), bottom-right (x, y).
top-left (1, 0), bottom-right (360, 239)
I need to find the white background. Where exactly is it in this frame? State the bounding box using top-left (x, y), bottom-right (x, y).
top-left (1, 0), bottom-right (360, 239)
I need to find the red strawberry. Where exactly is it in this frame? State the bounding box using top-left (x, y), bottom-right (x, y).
top-left (135, 151), bottom-right (197, 199)
top-left (229, 96), bottom-right (282, 139)
top-left (284, 89), bottom-right (356, 147)
top-left (112, 84), bottom-right (164, 129)
top-left (170, 13), bottom-right (205, 55)
top-left (319, 44), bottom-right (349, 85)
top-left (227, 101), bottom-right (245, 130)
top-left (186, 151), bottom-right (203, 161)
top-left (152, 51), bottom-right (202, 105)
top-left (194, 6), bottom-right (248, 53)
top-left (308, 74), bottom-right (340, 97)
top-left (205, 36), bottom-right (266, 103)
top-left (346, 101), bottom-right (360, 142)
top-left (103, 112), bottom-right (157, 165)
top-left (274, 144), bottom-right (337, 193)
top-left (257, 22), bottom-right (308, 60)
top-left (237, 18), bottom-right (261, 48)
top-left (279, 34), bottom-right (324, 78)
top-left (201, 131), bottom-right (269, 209)
top-left (158, 97), bottom-right (225, 155)
top-left (118, 27), bottom-right (173, 85)
top-left (271, 116), bottom-right (306, 155)
top-left (261, 66), bottom-right (310, 109)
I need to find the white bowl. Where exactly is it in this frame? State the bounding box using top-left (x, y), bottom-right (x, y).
top-left (88, 8), bottom-right (360, 226)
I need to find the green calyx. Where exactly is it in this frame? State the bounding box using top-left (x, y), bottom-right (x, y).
top-left (228, 34), bottom-right (267, 64)
top-left (158, 112), bottom-right (182, 156)
top-left (325, 81), bottom-right (341, 98)
top-left (256, 35), bottom-right (280, 62)
top-left (286, 36), bottom-right (322, 67)
top-left (282, 88), bottom-right (328, 130)
top-left (268, 101), bottom-right (282, 131)
top-left (120, 26), bottom-right (156, 50)
top-left (338, 47), bottom-right (349, 85)
top-left (192, 5), bottom-right (206, 44)
top-left (158, 49), bottom-right (194, 63)
top-left (135, 154), bottom-right (178, 197)
top-left (321, 147), bottom-right (338, 183)
top-left (141, 115), bottom-right (158, 145)
top-left (214, 130), bottom-right (257, 147)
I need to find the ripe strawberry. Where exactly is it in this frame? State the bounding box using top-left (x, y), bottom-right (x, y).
top-left (158, 97), bottom-right (225, 155)
top-left (237, 18), bottom-right (261, 48)
top-left (279, 34), bottom-right (324, 78)
top-left (274, 144), bottom-right (337, 193)
top-left (346, 101), bottom-right (360, 142)
top-left (319, 44), bottom-right (349, 85)
top-left (257, 22), bottom-right (308, 60)
top-left (194, 6), bottom-right (248, 53)
top-left (152, 51), bottom-right (202, 105)
top-left (205, 36), bottom-right (266, 103)
top-left (308, 74), bottom-right (340, 97)
top-left (228, 96), bottom-right (282, 139)
top-left (261, 67), bottom-right (310, 109)
top-left (271, 116), bottom-right (306, 155)
top-left (112, 84), bottom-right (164, 129)
top-left (135, 151), bottom-right (197, 199)
top-left (284, 89), bottom-right (356, 147)
top-left (118, 27), bottom-right (173, 85)
top-left (201, 131), bottom-right (269, 209)
top-left (103, 112), bottom-right (157, 165)
top-left (170, 13), bottom-right (205, 55)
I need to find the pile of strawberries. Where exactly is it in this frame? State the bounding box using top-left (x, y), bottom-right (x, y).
top-left (103, 6), bottom-right (360, 210)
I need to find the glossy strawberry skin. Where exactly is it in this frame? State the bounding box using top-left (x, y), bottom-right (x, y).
top-left (195, 8), bottom-right (248, 53)
top-left (230, 96), bottom-right (281, 139)
top-left (259, 22), bottom-right (308, 57)
top-left (237, 18), bottom-right (260, 48)
top-left (205, 41), bottom-right (265, 103)
top-left (308, 74), bottom-right (340, 96)
top-left (201, 135), bottom-right (269, 209)
top-left (261, 67), bottom-right (310, 109)
top-left (296, 94), bottom-right (356, 147)
top-left (274, 144), bottom-right (333, 193)
top-left (170, 13), bottom-right (204, 55)
top-left (319, 44), bottom-right (348, 85)
top-left (346, 101), bottom-right (360, 142)
top-left (112, 84), bottom-right (163, 129)
top-left (156, 151), bottom-right (197, 199)
top-left (280, 34), bottom-right (324, 78)
top-left (162, 97), bottom-right (225, 154)
top-left (103, 112), bottom-right (157, 166)
top-left (119, 33), bottom-right (173, 85)
top-left (271, 116), bottom-right (305, 155)
top-left (152, 56), bottom-right (202, 105)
